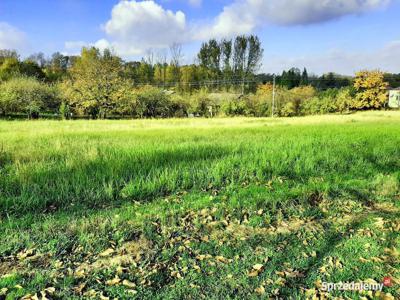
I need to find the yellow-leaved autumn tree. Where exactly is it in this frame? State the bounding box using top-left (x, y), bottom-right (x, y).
top-left (61, 47), bottom-right (133, 119)
top-left (353, 70), bottom-right (388, 109)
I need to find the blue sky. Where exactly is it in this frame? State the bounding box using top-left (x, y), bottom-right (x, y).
top-left (0, 0), bottom-right (399, 75)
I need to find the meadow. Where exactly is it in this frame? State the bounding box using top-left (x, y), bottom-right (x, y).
top-left (0, 111), bottom-right (399, 299)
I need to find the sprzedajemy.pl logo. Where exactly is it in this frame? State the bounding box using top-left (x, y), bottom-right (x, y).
top-left (322, 277), bottom-right (393, 292)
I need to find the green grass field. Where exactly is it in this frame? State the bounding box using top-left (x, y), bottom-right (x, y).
top-left (0, 112), bottom-right (399, 299)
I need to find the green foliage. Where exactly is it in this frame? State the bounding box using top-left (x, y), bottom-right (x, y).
top-left (188, 90), bottom-right (217, 117)
top-left (316, 72), bottom-right (351, 90)
top-left (0, 45), bottom-right (393, 119)
top-left (59, 101), bottom-right (70, 120)
top-left (275, 70), bottom-right (351, 90)
top-left (280, 68), bottom-right (301, 89)
top-left (61, 47), bottom-right (132, 118)
top-left (244, 94), bottom-right (270, 117)
top-left (354, 70), bottom-right (389, 110)
top-left (0, 57), bottom-right (46, 81)
top-left (169, 94), bottom-right (190, 117)
top-left (281, 101), bottom-right (298, 117)
top-left (300, 68), bottom-right (309, 86)
top-left (20, 60), bottom-right (46, 80)
top-left (44, 52), bottom-right (70, 82)
top-left (134, 86), bottom-right (172, 118)
top-left (301, 89), bottom-right (337, 115)
top-left (221, 98), bottom-right (247, 116)
top-left (335, 87), bottom-right (355, 113)
top-left (180, 65), bottom-right (198, 93)
top-left (0, 77), bottom-right (59, 117)
top-left (0, 57), bottom-right (21, 81)
top-left (277, 86), bottom-right (317, 116)
top-left (196, 35), bottom-right (263, 92)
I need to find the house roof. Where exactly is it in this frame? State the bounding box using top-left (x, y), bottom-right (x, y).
top-left (389, 87), bottom-right (400, 91)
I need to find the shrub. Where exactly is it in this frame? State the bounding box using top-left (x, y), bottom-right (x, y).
top-left (335, 87), bottom-right (355, 113)
top-left (278, 86), bottom-right (317, 116)
top-left (0, 77), bottom-right (60, 118)
top-left (301, 89), bottom-right (334, 115)
top-left (244, 94), bottom-right (270, 117)
top-left (134, 86), bottom-right (172, 118)
top-left (170, 94), bottom-right (190, 117)
top-left (188, 90), bottom-right (217, 117)
top-left (221, 97), bottom-right (247, 116)
top-left (281, 101), bottom-right (298, 117)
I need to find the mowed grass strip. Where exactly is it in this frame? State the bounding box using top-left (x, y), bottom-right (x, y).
top-left (0, 111), bottom-right (399, 299)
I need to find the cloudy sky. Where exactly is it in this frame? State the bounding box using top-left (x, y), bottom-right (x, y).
top-left (0, 0), bottom-right (399, 75)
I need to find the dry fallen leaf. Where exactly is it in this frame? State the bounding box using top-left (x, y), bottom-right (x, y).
top-left (40, 291), bottom-right (49, 300)
top-left (17, 249), bottom-right (35, 260)
top-left (54, 260), bottom-right (63, 268)
top-left (374, 218), bottom-right (385, 229)
top-left (248, 264), bottom-right (264, 277)
top-left (215, 256), bottom-right (229, 263)
top-left (318, 266), bottom-right (327, 274)
top-left (74, 269), bottom-right (85, 278)
top-left (0, 288), bottom-right (8, 296)
top-left (122, 279), bottom-right (136, 288)
top-left (127, 289), bottom-right (138, 295)
top-left (314, 279), bottom-right (322, 289)
top-left (380, 293), bottom-right (395, 300)
top-left (73, 283), bottom-right (86, 294)
top-left (106, 276), bottom-right (121, 286)
top-left (99, 248), bottom-right (115, 257)
top-left (83, 289), bottom-right (97, 297)
top-left (255, 286), bottom-right (265, 295)
top-left (384, 247), bottom-right (399, 258)
top-left (364, 278), bottom-right (378, 285)
top-left (248, 270), bottom-right (260, 277)
top-left (44, 287), bottom-right (55, 294)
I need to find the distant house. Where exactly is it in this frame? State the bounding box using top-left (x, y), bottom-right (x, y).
top-left (388, 88), bottom-right (400, 108)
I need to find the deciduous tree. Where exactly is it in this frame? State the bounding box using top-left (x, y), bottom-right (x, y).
top-left (354, 70), bottom-right (388, 109)
top-left (62, 47), bottom-right (132, 118)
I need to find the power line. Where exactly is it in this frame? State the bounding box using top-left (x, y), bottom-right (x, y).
top-left (128, 73), bottom-right (400, 88)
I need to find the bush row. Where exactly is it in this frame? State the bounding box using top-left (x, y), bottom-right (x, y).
top-left (0, 77), bottom-right (389, 119)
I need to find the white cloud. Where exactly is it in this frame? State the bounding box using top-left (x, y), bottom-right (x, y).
top-left (63, 0), bottom-right (395, 72)
top-left (64, 39), bottom-right (113, 55)
top-left (263, 40), bottom-right (400, 75)
top-left (198, 0), bottom-right (391, 39)
top-left (252, 0), bottom-right (391, 26)
top-left (93, 39), bottom-right (112, 52)
top-left (97, 0), bottom-right (187, 56)
top-left (0, 22), bottom-right (28, 51)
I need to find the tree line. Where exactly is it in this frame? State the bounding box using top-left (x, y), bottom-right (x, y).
top-left (0, 35), bottom-right (398, 119)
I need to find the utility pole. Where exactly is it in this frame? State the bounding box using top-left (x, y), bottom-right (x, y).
top-left (272, 74), bottom-right (276, 118)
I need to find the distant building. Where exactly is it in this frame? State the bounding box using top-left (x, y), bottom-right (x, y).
top-left (388, 88), bottom-right (400, 108)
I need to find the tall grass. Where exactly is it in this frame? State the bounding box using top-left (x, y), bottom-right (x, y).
top-left (1, 111), bottom-right (399, 216)
top-left (0, 112), bottom-right (399, 299)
